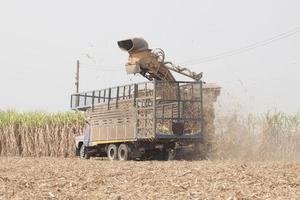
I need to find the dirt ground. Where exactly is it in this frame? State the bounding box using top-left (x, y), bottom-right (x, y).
top-left (0, 158), bottom-right (299, 200)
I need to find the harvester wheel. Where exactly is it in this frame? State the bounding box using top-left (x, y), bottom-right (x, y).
top-left (107, 144), bottom-right (118, 161)
top-left (118, 144), bottom-right (130, 161)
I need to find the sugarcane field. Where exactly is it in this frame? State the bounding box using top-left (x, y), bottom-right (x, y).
top-left (1, 1), bottom-right (300, 200)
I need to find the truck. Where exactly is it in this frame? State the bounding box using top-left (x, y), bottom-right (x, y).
top-left (72, 38), bottom-right (220, 160)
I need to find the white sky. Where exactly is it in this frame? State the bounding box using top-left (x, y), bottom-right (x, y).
top-left (0, 0), bottom-right (299, 114)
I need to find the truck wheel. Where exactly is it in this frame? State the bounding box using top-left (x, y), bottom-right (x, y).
top-left (107, 144), bottom-right (118, 161)
top-left (166, 149), bottom-right (176, 161)
top-left (79, 145), bottom-right (90, 159)
top-left (118, 144), bottom-right (130, 161)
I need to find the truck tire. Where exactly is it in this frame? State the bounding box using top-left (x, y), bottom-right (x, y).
top-left (79, 145), bottom-right (90, 159)
top-left (107, 144), bottom-right (118, 161)
top-left (166, 149), bottom-right (176, 161)
top-left (118, 144), bottom-right (130, 161)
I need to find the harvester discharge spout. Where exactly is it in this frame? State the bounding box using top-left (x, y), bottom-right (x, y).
top-left (117, 38), bottom-right (149, 53)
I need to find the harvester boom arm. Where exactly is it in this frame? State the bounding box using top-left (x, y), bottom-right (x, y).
top-left (164, 62), bottom-right (203, 82)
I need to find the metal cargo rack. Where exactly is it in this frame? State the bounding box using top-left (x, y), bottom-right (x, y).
top-left (71, 80), bottom-right (204, 142)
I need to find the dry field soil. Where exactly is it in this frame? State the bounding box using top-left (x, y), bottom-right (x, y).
top-left (0, 158), bottom-right (299, 199)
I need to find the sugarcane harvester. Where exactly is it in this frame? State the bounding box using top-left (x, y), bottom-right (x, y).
top-left (72, 38), bottom-right (220, 160)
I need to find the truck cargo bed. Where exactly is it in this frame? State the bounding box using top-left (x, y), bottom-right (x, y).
top-left (71, 80), bottom-right (204, 146)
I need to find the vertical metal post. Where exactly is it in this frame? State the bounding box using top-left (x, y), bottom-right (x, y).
top-left (116, 86), bottom-right (119, 108)
top-left (92, 91), bottom-right (95, 111)
top-left (76, 94), bottom-right (80, 108)
top-left (103, 90), bottom-right (106, 102)
top-left (70, 95), bottom-right (73, 109)
top-left (133, 84), bottom-right (138, 106)
top-left (191, 84), bottom-right (194, 100)
top-left (177, 82), bottom-right (181, 121)
top-left (128, 85), bottom-right (131, 99)
top-left (200, 81), bottom-right (204, 138)
top-left (98, 91), bottom-right (101, 103)
top-left (153, 80), bottom-right (157, 137)
top-left (107, 88), bottom-right (111, 110)
top-left (75, 60), bottom-right (79, 93)
top-left (133, 84), bottom-right (138, 138)
top-left (123, 86), bottom-right (126, 99)
top-left (162, 105), bottom-right (165, 122)
top-left (75, 60), bottom-right (80, 108)
top-left (171, 104), bottom-right (174, 119)
top-left (84, 93), bottom-right (87, 106)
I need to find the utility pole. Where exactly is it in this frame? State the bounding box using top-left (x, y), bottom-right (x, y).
top-left (75, 60), bottom-right (79, 93)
